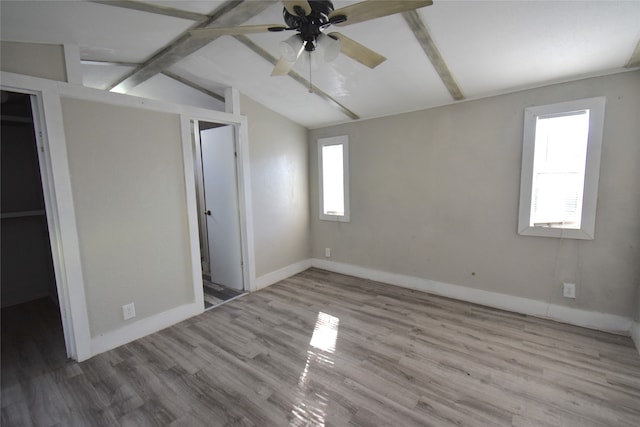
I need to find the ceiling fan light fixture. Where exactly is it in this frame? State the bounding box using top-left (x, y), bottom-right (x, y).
top-left (317, 33), bottom-right (341, 62)
top-left (280, 34), bottom-right (304, 62)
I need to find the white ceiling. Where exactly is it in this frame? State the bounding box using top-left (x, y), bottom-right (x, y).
top-left (2, 1), bottom-right (639, 128)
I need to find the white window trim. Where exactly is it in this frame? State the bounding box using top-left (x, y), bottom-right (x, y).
top-left (518, 96), bottom-right (606, 239)
top-left (318, 135), bottom-right (350, 222)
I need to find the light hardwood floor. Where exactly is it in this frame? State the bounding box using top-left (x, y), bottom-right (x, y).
top-left (2, 268), bottom-right (640, 426)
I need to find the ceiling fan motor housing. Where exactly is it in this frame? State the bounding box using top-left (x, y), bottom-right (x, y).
top-left (283, 0), bottom-right (335, 51)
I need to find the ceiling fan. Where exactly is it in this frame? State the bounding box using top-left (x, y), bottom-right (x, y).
top-left (191, 0), bottom-right (433, 77)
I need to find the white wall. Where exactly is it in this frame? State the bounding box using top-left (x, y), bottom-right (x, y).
top-left (309, 71), bottom-right (640, 320)
top-left (60, 97), bottom-right (194, 336)
top-left (240, 95), bottom-right (311, 280)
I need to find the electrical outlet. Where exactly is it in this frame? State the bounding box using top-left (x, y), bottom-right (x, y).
top-left (325, 248), bottom-right (331, 257)
top-left (122, 303), bottom-right (136, 320)
top-left (563, 283), bottom-right (576, 299)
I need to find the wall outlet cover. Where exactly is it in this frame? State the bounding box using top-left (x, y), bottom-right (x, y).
top-left (122, 302), bottom-right (136, 320)
top-left (563, 283), bottom-right (576, 299)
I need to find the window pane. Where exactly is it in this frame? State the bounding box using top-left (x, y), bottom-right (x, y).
top-left (530, 111), bottom-right (589, 228)
top-left (518, 96), bottom-right (605, 239)
top-left (322, 144), bottom-right (344, 216)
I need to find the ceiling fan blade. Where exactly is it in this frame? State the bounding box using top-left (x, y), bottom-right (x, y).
top-left (329, 32), bottom-right (386, 69)
top-left (190, 24), bottom-right (287, 39)
top-left (329, 0), bottom-right (433, 27)
top-left (282, 0), bottom-right (312, 17)
top-left (271, 56), bottom-right (296, 76)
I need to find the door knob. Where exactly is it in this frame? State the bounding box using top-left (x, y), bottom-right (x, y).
top-left (205, 210), bottom-right (212, 216)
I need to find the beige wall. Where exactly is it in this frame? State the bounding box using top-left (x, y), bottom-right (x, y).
top-left (241, 95), bottom-right (310, 277)
top-left (61, 98), bottom-right (194, 336)
top-left (1, 41), bottom-right (67, 82)
top-left (309, 71), bottom-right (640, 318)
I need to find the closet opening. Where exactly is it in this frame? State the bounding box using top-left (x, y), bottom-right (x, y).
top-left (1, 90), bottom-right (67, 381)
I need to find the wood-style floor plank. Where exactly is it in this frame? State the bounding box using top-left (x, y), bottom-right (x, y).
top-left (2, 269), bottom-right (640, 426)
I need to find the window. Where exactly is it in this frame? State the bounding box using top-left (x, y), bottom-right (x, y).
top-left (518, 97), bottom-right (606, 239)
top-left (318, 136), bottom-right (350, 222)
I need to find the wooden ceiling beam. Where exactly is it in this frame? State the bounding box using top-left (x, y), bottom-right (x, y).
top-left (80, 59), bottom-right (140, 67)
top-left (80, 59), bottom-right (225, 102)
top-left (103, 0), bottom-right (277, 93)
top-left (90, 1), bottom-right (209, 22)
top-left (91, 0), bottom-right (359, 120)
top-left (402, 10), bottom-right (464, 101)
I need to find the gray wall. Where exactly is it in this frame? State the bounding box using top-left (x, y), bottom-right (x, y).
top-left (309, 71), bottom-right (640, 318)
top-left (61, 97), bottom-right (194, 336)
top-left (240, 95), bottom-right (310, 278)
top-left (1, 41), bottom-right (67, 82)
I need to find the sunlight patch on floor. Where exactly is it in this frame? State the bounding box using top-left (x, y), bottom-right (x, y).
top-left (290, 312), bottom-right (340, 427)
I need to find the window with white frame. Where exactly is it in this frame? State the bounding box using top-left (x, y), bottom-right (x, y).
top-left (518, 97), bottom-right (606, 239)
top-left (318, 136), bottom-right (350, 222)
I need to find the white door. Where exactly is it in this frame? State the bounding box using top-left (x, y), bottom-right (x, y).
top-left (200, 125), bottom-right (244, 291)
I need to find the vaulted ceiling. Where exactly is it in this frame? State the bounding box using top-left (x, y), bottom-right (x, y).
top-left (2, 1), bottom-right (639, 128)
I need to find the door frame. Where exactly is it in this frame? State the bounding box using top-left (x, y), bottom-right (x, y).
top-left (182, 113), bottom-right (256, 300)
top-left (185, 118), bottom-right (253, 295)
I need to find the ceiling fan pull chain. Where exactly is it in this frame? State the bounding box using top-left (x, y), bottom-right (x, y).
top-left (308, 50), bottom-right (313, 93)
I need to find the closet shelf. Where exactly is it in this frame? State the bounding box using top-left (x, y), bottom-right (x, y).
top-left (1, 114), bottom-right (33, 124)
top-left (1, 210), bottom-right (46, 219)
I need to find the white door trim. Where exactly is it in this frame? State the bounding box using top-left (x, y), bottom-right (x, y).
top-left (234, 120), bottom-right (257, 291)
top-left (180, 116), bottom-right (256, 300)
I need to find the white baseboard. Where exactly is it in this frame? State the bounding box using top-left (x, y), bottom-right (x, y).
top-left (84, 261), bottom-right (639, 360)
top-left (632, 321), bottom-right (640, 355)
top-left (88, 259), bottom-right (311, 361)
top-left (254, 259), bottom-right (312, 291)
top-left (311, 258), bottom-right (632, 335)
top-left (88, 302), bottom-right (203, 360)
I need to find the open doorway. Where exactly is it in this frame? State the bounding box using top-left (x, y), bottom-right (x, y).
top-left (1, 90), bottom-right (68, 383)
top-left (191, 120), bottom-right (246, 309)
